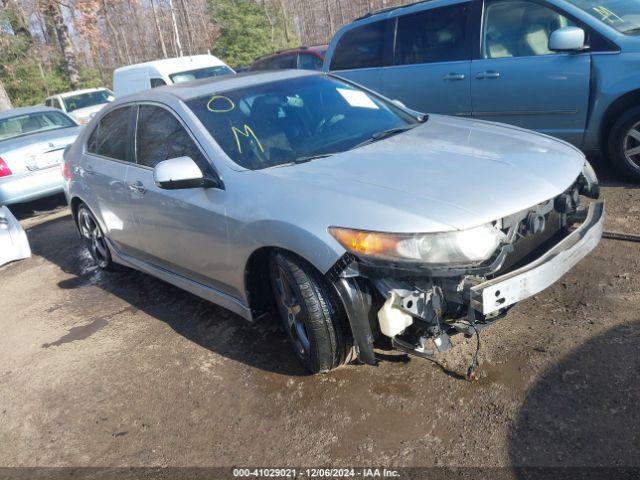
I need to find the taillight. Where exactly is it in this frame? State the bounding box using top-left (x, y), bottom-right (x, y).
top-left (62, 160), bottom-right (72, 180)
top-left (0, 157), bottom-right (12, 178)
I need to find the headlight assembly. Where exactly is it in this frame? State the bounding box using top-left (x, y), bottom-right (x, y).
top-left (328, 223), bottom-right (506, 266)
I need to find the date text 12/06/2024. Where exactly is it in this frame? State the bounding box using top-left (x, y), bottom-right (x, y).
top-left (232, 468), bottom-right (401, 478)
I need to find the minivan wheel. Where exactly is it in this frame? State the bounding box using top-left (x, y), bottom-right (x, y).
top-left (268, 251), bottom-right (355, 374)
top-left (609, 106), bottom-right (640, 183)
top-left (77, 204), bottom-right (114, 270)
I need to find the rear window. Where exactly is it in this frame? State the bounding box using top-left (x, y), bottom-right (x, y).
top-left (0, 111), bottom-right (75, 142)
top-left (169, 65), bottom-right (234, 84)
top-left (330, 19), bottom-right (392, 70)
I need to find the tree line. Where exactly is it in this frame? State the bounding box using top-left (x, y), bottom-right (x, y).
top-left (0, 0), bottom-right (412, 111)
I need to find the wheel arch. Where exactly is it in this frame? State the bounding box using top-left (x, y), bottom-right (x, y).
top-left (600, 89), bottom-right (640, 151)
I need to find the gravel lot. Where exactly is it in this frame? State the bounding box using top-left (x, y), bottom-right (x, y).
top-left (1, 157), bottom-right (639, 470)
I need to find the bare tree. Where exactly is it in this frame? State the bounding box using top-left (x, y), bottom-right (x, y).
top-left (45, 0), bottom-right (80, 88)
top-left (0, 79), bottom-right (12, 111)
top-left (168, 0), bottom-right (183, 56)
top-left (150, 0), bottom-right (168, 58)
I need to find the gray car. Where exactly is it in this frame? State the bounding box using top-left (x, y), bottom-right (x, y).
top-left (0, 106), bottom-right (81, 205)
top-left (64, 70), bottom-right (604, 375)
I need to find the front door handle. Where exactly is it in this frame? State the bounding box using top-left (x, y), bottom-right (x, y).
top-left (475, 71), bottom-right (501, 79)
top-left (128, 180), bottom-right (147, 194)
top-left (443, 73), bottom-right (466, 81)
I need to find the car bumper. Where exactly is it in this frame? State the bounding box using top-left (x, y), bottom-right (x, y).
top-left (0, 168), bottom-right (64, 205)
top-left (0, 206), bottom-right (30, 266)
top-left (468, 201), bottom-right (604, 315)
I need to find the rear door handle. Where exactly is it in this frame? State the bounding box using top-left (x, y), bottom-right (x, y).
top-left (128, 180), bottom-right (147, 194)
top-left (475, 71), bottom-right (500, 79)
top-left (84, 165), bottom-right (96, 175)
top-left (443, 73), bottom-right (466, 81)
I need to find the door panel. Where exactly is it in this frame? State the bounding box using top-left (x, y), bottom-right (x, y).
top-left (471, 55), bottom-right (590, 144)
top-left (126, 104), bottom-right (231, 294)
top-left (471, 0), bottom-right (590, 145)
top-left (125, 166), bottom-right (231, 294)
top-left (381, 61), bottom-right (471, 115)
top-left (83, 106), bottom-right (137, 253)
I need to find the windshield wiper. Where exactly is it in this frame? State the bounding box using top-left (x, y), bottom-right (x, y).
top-left (268, 153), bottom-right (337, 169)
top-left (622, 26), bottom-right (640, 35)
top-left (353, 124), bottom-right (418, 150)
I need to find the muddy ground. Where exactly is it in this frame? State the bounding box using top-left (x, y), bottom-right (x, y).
top-left (1, 157), bottom-right (639, 471)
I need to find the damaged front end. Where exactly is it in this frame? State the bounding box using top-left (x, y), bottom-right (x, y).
top-left (330, 165), bottom-right (604, 374)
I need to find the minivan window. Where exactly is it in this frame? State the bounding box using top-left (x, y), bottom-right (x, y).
top-left (330, 19), bottom-right (391, 70)
top-left (135, 105), bottom-right (209, 171)
top-left (565, 0), bottom-right (640, 34)
top-left (87, 107), bottom-right (131, 161)
top-left (483, 0), bottom-right (575, 58)
top-left (395, 3), bottom-right (470, 65)
top-left (62, 90), bottom-right (113, 112)
top-left (186, 75), bottom-right (417, 170)
top-left (271, 54), bottom-right (297, 69)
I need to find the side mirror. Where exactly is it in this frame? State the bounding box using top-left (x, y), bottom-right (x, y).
top-left (549, 26), bottom-right (585, 52)
top-left (153, 156), bottom-right (219, 190)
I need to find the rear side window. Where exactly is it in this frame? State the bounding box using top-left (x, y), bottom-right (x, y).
top-left (86, 106), bottom-right (131, 161)
top-left (395, 4), bottom-right (470, 65)
top-left (330, 19), bottom-right (391, 70)
top-left (135, 105), bottom-right (210, 172)
top-left (150, 78), bottom-right (167, 88)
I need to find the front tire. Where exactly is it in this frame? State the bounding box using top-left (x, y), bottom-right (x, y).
top-left (77, 204), bottom-right (114, 270)
top-left (269, 251), bottom-right (354, 374)
top-left (608, 106), bottom-right (640, 183)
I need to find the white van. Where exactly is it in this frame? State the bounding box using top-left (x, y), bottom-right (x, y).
top-left (113, 55), bottom-right (234, 97)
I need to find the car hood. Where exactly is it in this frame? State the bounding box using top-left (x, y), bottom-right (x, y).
top-left (263, 115), bottom-right (585, 232)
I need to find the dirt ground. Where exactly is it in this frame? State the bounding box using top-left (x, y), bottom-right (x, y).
top-left (1, 157), bottom-right (639, 470)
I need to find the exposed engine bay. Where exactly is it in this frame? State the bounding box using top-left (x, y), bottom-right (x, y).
top-left (331, 164), bottom-right (604, 379)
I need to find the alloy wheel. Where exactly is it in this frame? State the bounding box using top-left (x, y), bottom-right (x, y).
top-left (274, 265), bottom-right (310, 358)
top-left (622, 121), bottom-right (640, 172)
top-left (78, 209), bottom-right (109, 268)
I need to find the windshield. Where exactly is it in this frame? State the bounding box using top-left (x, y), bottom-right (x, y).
top-left (169, 65), bottom-right (234, 84)
top-left (566, 0), bottom-right (640, 34)
top-left (186, 75), bottom-right (417, 170)
top-left (0, 111), bottom-right (76, 142)
top-left (62, 90), bottom-right (114, 112)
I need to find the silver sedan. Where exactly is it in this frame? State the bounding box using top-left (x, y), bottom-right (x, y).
top-left (0, 106), bottom-right (81, 205)
top-left (64, 71), bottom-right (603, 375)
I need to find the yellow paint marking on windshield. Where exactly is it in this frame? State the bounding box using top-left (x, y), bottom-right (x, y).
top-left (592, 5), bottom-right (622, 22)
top-left (231, 124), bottom-right (264, 154)
top-left (207, 95), bottom-right (235, 113)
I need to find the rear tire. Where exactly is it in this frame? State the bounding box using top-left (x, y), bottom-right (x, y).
top-left (608, 106), bottom-right (640, 183)
top-left (269, 251), bottom-right (355, 374)
top-left (77, 204), bottom-right (115, 271)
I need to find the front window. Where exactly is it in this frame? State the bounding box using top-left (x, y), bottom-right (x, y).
top-left (169, 65), bottom-right (234, 84)
top-left (186, 75), bottom-right (418, 170)
top-left (0, 111), bottom-right (76, 142)
top-left (566, 0), bottom-right (640, 34)
top-left (483, 0), bottom-right (575, 58)
top-left (62, 90), bottom-right (114, 112)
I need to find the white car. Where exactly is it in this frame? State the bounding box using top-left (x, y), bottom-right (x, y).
top-left (112, 54), bottom-right (235, 97)
top-left (45, 88), bottom-right (114, 125)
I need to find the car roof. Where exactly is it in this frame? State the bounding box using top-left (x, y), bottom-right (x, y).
top-left (0, 105), bottom-right (61, 121)
top-left (113, 55), bottom-right (227, 76)
top-left (255, 45), bottom-right (328, 61)
top-left (119, 69), bottom-right (319, 103)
